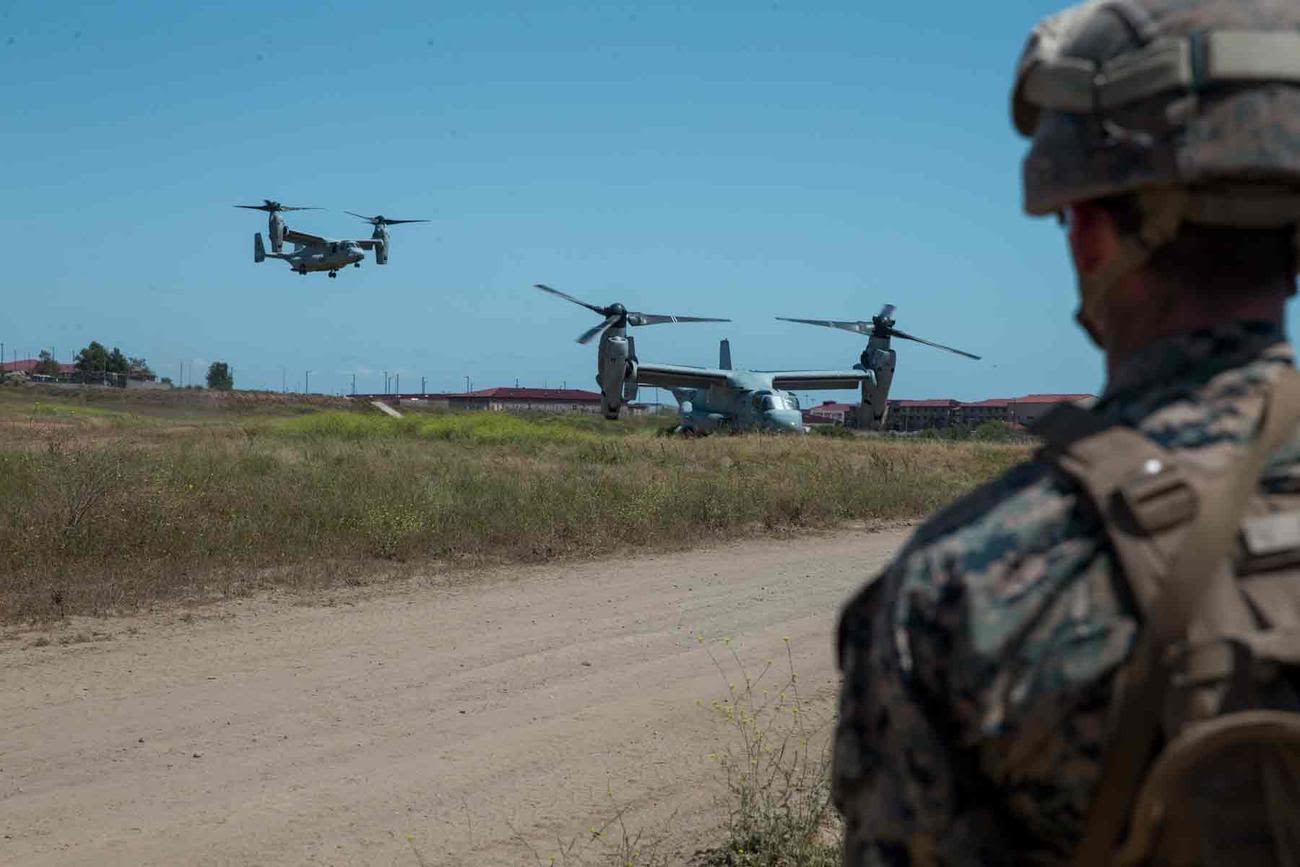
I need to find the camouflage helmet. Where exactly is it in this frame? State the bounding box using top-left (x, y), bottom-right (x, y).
top-left (1013, 0), bottom-right (1300, 226)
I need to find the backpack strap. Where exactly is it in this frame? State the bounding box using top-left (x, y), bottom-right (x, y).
top-left (1070, 368), bottom-right (1300, 867)
top-left (1033, 405), bottom-right (1197, 618)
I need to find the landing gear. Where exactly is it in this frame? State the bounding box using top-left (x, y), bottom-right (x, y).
top-left (328, 271), bottom-right (337, 279)
top-left (353, 263), bottom-right (361, 268)
top-left (298, 268), bottom-right (307, 276)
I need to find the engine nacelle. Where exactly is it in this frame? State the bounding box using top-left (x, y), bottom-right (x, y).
top-left (375, 239), bottom-right (389, 265)
top-left (597, 333), bottom-right (633, 418)
top-left (857, 338), bottom-right (896, 429)
top-left (254, 232), bottom-right (266, 263)
top-left (269, 213), bottom-right (286, 253)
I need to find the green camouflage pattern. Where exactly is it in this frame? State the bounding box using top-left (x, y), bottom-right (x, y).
top-left (1016, 0), bottom-right (1300, 216)
top-left (832, 321), bottom-right (1295, 865)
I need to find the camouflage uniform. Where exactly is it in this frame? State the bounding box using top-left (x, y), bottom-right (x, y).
top-left (832, 321), bottom-right (1296, 865)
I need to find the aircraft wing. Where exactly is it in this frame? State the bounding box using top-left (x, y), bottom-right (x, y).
top-left (283, 228), bottom-right (328, 247)
top-left (354, 239), bottom-right (382, 250)
top-left (766, 370), bottom-right (872, 390)
top-left (635, 363), bottom-right (733, 389)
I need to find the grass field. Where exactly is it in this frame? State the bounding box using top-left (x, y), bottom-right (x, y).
top-left (0, 385), bottom-right (1028, 622)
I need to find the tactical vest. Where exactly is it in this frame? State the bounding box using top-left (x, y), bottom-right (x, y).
top-left (1033, 370), bottom-right (1300, 866)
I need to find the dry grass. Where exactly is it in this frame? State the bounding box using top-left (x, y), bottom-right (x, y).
top-left (0, 388), bottom-right (1027, 622)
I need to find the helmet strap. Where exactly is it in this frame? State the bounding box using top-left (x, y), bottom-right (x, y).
top-left (1076, 188), bottom-right (1189, 346)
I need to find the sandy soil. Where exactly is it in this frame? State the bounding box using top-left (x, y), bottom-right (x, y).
top-left (0, 527), bottom-right (908, 866)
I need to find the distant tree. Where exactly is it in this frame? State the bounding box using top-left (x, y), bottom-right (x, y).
top-left (206, 361), bottom-right (234, 391)
top-left (160, 376), bottom-right (173, 385)
top-left (33, 350), bottom-right (61, 376)
top-left (74, 341), bottom-right (110, 372)
top-left (106, 347), bottom-right (129, 374)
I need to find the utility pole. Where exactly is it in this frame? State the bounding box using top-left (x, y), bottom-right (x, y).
top-left (305, 370), bottom-right (311, 394)
top-left (421, 375), bottom-right (426, 394)
top-left (281, 366), bottom-right (287, 394)
top-left (383, 370), bottom-right (388, 395)
top-left (464, 375), bottom-right (471, 393)
top-left (395, 373), bottom-right (399, 396)
top-left (351, 373), bottom-right (356, 395)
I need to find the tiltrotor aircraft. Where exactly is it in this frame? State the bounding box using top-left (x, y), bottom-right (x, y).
top-left (777, 304), bottom-right (980, 427)
top-left (239, 201), bottom-right (427, 278)
top-left (537, 284), bottom-right (871, 433)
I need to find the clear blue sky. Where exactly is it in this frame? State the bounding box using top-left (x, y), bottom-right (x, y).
top-left (3, 0), bottom-right (1232, 401)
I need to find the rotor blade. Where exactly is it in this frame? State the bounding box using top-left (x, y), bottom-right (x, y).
top-left (235, 204), bottom-right (271, 210)
top-left (878, 303), bottom-right (896, 320)
top-left (576, 315), bottom-right (619, 345)
top-left (280, 206), bottom-right (321, 211)
top-left (775, 316), bottom-right (871, 335)
top-left (346, 211), bottom-right (429, 225)
top-left (534, 284), bottom-right (607, 315)
top-left (627, 313), bottom-right (730, 327)
top-left (889, 328), bottom-right (981, 360)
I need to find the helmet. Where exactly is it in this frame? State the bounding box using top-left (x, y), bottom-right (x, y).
top-left (1013, 0), bottom-right (1300, 223)
top-left (1012, 0), bottom-right (1300, 330)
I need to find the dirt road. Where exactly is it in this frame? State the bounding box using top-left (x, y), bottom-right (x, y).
top-left (0, 527), bottom-right (908, 866)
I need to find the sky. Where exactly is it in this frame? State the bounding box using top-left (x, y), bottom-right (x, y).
top-left (0, 0), bottom-right (1197, 401)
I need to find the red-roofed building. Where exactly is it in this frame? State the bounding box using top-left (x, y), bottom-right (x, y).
top-left (887, 398), bottom-right (961, 431)
top-left (1, 358), bottom-right (77, 376)
top-left (1010, 393), bottom-right (1095, 426)
top-left (450, 387), bottom-right (604, 413)
top-left (803, 400), bottom-right (857, 425)
top-left (882, 393), bottom-right (1095, 431)
top-left (956, 398), bottom-right (1013, 426)
top-left (354, 387), bottom-right (649, 416)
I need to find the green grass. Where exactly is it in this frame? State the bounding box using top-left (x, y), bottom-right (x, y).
top-left (0, 387), bottom-right (1027, 622)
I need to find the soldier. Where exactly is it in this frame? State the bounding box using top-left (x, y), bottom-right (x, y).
top-left (832, 2), bottom-right (1300, 865)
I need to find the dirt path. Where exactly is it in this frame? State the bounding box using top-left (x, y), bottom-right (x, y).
top-left (0, 527), bottom-right (908, 866)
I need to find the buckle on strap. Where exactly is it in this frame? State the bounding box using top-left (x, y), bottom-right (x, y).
top-left (1116, 459), bottom-right (1197, 534)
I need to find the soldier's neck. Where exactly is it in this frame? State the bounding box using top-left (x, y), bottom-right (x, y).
top-left (1102, 281), bottom-right (1288, 379)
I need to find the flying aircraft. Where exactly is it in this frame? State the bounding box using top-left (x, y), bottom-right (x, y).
top-left (234, 200), bottom-right (320, 253)
top-left (536, 284), bottom-right (871, 433)
top-left (239, 202), bottom-right (428, 277)
top-left (777, 304), bottom-right (980, 428)
top-left (253, 228), bottom-right (383, 278)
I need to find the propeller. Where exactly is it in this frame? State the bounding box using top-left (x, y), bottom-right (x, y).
top-left (235, 200), bottom-right (320, 213)
top-left (535, 284), bottom-right (730, 345)
top-left (346, 212), bottom-right (430, 226)
top-left (777, 303), bottom-right (980, 360)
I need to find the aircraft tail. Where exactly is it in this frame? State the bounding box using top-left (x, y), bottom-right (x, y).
top-left (254, 232), bottom-right (266, 263)
top-left (719, 339), bottom-right (732, 370)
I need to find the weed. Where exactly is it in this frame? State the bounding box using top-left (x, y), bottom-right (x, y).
top-left (694, 639), bottom-right (840, 867)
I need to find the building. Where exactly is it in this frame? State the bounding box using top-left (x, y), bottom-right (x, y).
top-left (887, 399), bottom-right (962, 432)
top-left (447, 387), bottom-right (605, 413)
top-left (803, 400), bottom-right (857, 425)
top-left (354, 387), bottom-right (647, 415)
top-left (1, 358), bottom-right (77, 377)
top-left (879, 394), bottom-right (1096, 431)
top-left (1008, 393), bottom-right (1096, 427)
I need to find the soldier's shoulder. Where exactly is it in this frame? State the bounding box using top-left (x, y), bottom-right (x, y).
top-left (841, 454), bottom-right (1093, 643)
top-left (900, 455), bottom-right (1083, 566)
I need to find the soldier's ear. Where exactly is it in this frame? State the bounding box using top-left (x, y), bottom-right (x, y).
top-left (1066, 202), bottom-right (1121, 280)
